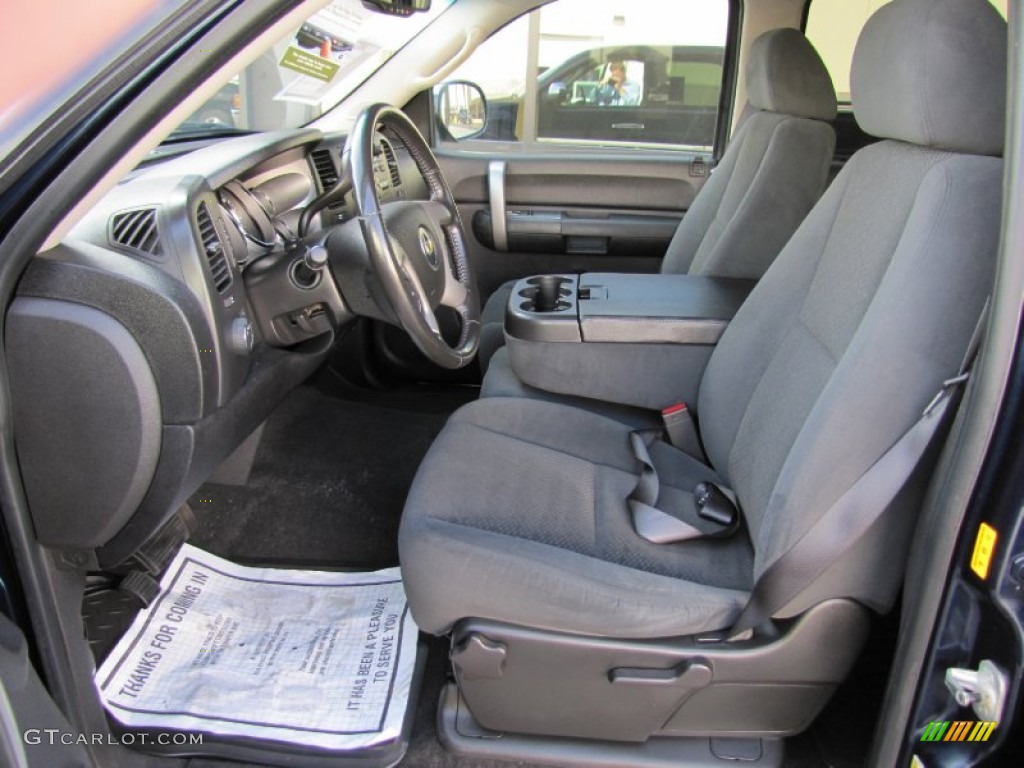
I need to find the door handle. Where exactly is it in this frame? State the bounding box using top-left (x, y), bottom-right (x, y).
top-left (611, 123), bottom-right (645, 130)
top-left (487, 160), bottom-right (508, 252)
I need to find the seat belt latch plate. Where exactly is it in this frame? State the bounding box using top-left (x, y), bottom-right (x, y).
top-left (694, 482), bottom-right (740, 534)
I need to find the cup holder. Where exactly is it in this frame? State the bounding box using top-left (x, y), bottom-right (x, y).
top-left (518, 275), bottom-right (573, 313)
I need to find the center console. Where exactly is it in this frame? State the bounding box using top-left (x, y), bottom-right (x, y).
top-left (502, 273), bottom-right (754, 410)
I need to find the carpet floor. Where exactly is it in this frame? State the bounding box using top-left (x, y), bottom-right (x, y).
top-left (188, 386), bottom-right (448, 570)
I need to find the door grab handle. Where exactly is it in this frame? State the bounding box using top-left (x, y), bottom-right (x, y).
top-left (488, 161), bottom-right (508, 252)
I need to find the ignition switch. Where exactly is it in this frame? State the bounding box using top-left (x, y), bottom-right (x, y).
top-left (290, 244), bottom-right (328, 289)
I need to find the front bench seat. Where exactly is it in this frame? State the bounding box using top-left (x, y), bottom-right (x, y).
top-left (400, 0), bottom-right (1006, 742)
top-left (477, 27), bottom-right (838, 371)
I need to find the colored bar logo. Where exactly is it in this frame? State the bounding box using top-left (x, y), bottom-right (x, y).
top-left (921, 721), bottom-right (997, 742)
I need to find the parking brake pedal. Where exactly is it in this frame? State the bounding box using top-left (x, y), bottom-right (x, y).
top-left (127, 504), bottom-right (197, 576)
top-left (119, 570), bottom-right (161, 607)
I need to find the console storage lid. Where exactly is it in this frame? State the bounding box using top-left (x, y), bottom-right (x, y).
top-left (578, 273), bottom-right (754, 344)
top-left (502, 273), bottom-right (755, 411)
top-left (504, 273), bottom-right (755, 345)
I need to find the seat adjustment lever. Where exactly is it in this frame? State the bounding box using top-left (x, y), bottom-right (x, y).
top-left (609, 660), bottom-right (712, 688)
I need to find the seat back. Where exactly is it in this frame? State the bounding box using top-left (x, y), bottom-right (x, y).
top-left (698, 0), bottom-right (1006, 615)
top-left (661, 28), bottom-right (837, 278)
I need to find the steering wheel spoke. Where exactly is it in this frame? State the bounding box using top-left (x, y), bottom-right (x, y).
top-left (439, 267), bottom-right (469, 311)
top-left (424, 199), bottom-right (454, 226)
top-left (392, 242), bottom-right (443, 334)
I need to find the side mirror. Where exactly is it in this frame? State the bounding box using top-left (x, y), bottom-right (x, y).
top-left (434, 80), bottom-right (488, 141)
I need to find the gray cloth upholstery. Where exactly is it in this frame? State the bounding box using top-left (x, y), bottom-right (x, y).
top-left (478, 28), bottom-right (836, 374)
top-left (745, 28), bottom-right (838, 120)
top-left (666, 27), bottom-right (836, 276)
top-left (504, 336), bottom-right (712, 411)
top-left (402, 0), bottom-right (1005, 638)
top-left (659, 111), bottom-right (834, 276)
top-left (399, 397), bottom-right (752, 637)
top-left (481, 347), bottom-right (662, 430)
top-left (851, 0), bottom-right (1006, 155)
top-left (698, 140), bottom-right (1002, 590)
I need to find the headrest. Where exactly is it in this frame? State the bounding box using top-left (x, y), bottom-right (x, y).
top-left (851, 0), bottom-right (1007, 156)
top-left (746, 28), bottom-right (838, 121)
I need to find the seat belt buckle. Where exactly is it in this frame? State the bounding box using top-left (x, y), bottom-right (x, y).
top-left (661, 403), bottom-right (706, 461)
top-left (694, 482), bottom-right (740, 536)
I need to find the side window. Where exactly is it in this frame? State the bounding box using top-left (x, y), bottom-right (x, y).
top-left (441, 0), bottom-right (731, 151)
top-left (805, 0), bottom-right (1007, 106)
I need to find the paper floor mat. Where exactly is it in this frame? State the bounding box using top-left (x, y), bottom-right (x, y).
top-left (95, 545), bottom-right (418, 751)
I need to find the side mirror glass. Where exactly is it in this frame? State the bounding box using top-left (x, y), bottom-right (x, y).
top-left (434, 80), bottom-right (487, 141)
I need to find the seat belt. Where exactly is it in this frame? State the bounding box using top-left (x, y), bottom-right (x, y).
top-left (627, 431), bottom-right (740, 543)
top-left (728, 303), bottom-right (990, 638)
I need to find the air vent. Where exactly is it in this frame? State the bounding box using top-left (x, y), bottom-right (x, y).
top-left (110, 207), bottom-right (161, 257)
top-left (380, 139), bottom-right (402, 188)
top-left (312, 147), bottom-right (346, 213)
top-left (196, 203), bottom-right (232, 294)
top-left (311, 148), bottom-right (338, 192)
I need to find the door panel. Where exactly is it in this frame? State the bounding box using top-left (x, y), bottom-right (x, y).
top-left (538, 104), bottom-right (719, 147)
top-left (436, 149), bottom-right (710, 300)
top-left (458, 204), bottom-right (668, 300)
top-left (440, 151), bottom-right (706, 208)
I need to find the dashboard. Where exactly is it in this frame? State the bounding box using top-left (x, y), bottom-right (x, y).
top-left (6, 127), bottom-right (427, 566)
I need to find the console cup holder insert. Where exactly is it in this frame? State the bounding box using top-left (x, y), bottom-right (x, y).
top-left (518, 275), bottom-right (573, 313)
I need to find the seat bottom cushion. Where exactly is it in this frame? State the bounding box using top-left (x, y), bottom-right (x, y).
top-left (399, 397), bottom-right (753, 638)
top-left (480, 347), bottom-right (663, 430)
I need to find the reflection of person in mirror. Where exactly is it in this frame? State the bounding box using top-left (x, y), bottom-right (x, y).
top-left (597, 62), bottom-right (640, 106)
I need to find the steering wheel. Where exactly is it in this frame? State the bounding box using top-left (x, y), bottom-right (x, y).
top-left (342, 103), bottom-right (480, 369)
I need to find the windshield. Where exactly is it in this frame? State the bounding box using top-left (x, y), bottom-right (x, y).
top-left (168, 0), bottom-right (447, 140)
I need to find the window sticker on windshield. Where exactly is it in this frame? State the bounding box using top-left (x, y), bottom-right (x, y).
top-left (279, 46), bottom-right (341, 82)
top-left (275, 43), bottom-right (381, 106)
